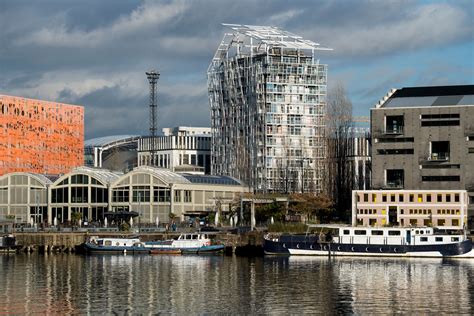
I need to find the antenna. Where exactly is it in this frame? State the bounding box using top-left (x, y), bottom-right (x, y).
top-left (146, 70), bottom-right (160, 165)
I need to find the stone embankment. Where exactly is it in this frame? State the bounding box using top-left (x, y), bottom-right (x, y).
top-left (12, 231), bottom-right (265, 256)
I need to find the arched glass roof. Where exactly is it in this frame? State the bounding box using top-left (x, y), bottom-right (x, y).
top-left (84, 135), bottom-right (140, 148)
top-left (0, 172), bottom-right (56, 186)
top-left (131, 166), bottom-right (191, 185)
top-left (63, 166), bottom-right (123, 185)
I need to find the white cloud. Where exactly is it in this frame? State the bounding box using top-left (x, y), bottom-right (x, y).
top-left (15, 1), bottom-right (189, 48)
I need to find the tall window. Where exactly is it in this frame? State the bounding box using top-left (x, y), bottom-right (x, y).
top-left (430, 141), bottom-right (450, 161)
top-left (386, 169), bottom-right (404, 188)
top-left (132, 186), bottom-right (150, 202)
top-left (385, 115), bottom-right (404, 134)
top-left (184, 190), bottom-right (192, 203)
top-left (112, 187), bottom-right (129, 202)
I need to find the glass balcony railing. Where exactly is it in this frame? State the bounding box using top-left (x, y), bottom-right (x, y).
top-left (385, 126), bottom-right (404, 134)
top-left (430, 152), bottom-right (449, 161)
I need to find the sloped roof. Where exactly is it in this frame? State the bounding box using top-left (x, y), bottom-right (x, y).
top-left (377, 85), bottom-right (474, 108)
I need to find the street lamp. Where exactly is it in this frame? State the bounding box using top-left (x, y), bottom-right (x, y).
top-left (138, 192), bottom-right (141, 233)
top-left (35, 194), bottom-right (39, 231)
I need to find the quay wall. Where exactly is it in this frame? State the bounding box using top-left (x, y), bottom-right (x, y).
top-left (13, 232), bottom-right (265, 255)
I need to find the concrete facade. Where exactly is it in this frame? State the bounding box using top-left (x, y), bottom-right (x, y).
top-left (352, 189), bottom-right (468, 229)
top-left (370, 85), bottom-right (474, 224)
top-left (138, 127), bottom-right (212, 174)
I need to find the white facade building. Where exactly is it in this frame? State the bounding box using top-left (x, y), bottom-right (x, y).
top-left (208, 24), bottom-right (331, 193)
top-left (138, 127), bottom-right (212, 174)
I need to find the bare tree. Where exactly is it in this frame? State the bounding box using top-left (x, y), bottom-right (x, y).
top-left (326, 82), bottom-right (354, 221)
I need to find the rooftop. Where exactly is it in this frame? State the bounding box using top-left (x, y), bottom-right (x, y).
top-left (376, 85), bottom-right (474, 108)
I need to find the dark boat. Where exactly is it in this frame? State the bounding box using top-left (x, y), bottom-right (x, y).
top-left (264, 225), bottom-right (474, 258)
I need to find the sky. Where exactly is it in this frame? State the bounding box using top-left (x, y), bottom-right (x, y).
top-left (1, 0), bottom-right (473, 140)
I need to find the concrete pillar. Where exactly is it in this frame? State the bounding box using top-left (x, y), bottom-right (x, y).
top-left (251, 200), bottom-right (256, 231)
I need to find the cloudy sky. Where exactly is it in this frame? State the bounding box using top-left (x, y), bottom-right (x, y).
top-left (1, 0), bottom-right (473, 140)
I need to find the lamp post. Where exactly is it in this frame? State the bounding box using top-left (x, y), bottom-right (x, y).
top-left (35, 194), bottom-right (39, 231)
top-left (138, 192), bottom-right (141, 233)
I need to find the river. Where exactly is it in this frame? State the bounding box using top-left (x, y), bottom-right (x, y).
top-left (1, 254), bottom-right (473, 314)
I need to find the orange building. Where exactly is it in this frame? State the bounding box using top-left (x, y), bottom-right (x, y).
top-left (0, 94), bottom-right (84, 175)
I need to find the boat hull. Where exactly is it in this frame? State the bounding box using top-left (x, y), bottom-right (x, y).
top-left (263, 236), bottom-right (474, 258)
top-left (82, 243), bottom-right (149, 254)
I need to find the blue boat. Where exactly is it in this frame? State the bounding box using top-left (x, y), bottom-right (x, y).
top-left (83, 237), bottom-right (148, 254)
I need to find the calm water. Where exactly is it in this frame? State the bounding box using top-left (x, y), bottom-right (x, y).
top-left (1, 253), bottom-right (473, 314)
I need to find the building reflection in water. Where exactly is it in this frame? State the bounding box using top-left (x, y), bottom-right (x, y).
top-left (0, 254), bottom-right (473, 314)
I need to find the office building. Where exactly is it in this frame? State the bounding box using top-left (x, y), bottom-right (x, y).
top-left (352, 189), bottom-right (468, 229)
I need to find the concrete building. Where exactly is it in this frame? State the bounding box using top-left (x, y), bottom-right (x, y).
top-left (84, 135), bottom-right (139, 171)
top-left (352, 189), bottom-right (468, 229)
top-left (208, 24), bottom-right (331, 193)
top-left (0, 94), bottom-right (84, 175)
top-left (85, 127), bottom-right (212, 174)
top-left (371, 85), bottom-right (474, 224)
top-left (0, 166), bottom-right (248, 225)
top-left (138, 126), bottom-right (211, 174)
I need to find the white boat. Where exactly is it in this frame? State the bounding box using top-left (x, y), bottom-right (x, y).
top-left (145, 233), bottom-right (224, 254)
top-left (264, 225), bottom-right (474, 258)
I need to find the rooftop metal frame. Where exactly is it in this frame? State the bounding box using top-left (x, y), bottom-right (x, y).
top-left (209, 23), bottom-right (332, 73)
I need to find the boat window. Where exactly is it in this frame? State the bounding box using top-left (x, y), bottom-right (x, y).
top-left (98, 240), bottom-right (103, 246)
top-left (192, 235), bottom-right (198, 239)
top-left (371, 230), bottom-right (383, 236)
top-left (420, 237), bottom-right (428, 242)
top-left (451, 237), bottom-right (460, 242)
top-left (415, 230), bottom-right (419, 234)
top-left (105, 241), bottom-right (111, 246)
top-left (388, 231), bottom-right (401, 236)
top-left (420, 231), bottom-right (424, 234)
top-left (435, 237), bottom-right (443, 242)
top-left (354, 230), bottom-right (366, 235)
top-left (343, 230), bottom-right (350, 235)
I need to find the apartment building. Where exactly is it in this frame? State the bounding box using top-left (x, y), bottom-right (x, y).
top-left (208, 24), bottom-right (331, 192)
top-left (371, 85), bottom-right (474, 225)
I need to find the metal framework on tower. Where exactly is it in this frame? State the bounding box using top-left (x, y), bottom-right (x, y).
top-left (146, 70), bottom-right (160, 165)
top-left (207, 24), bottom-right (332, 193)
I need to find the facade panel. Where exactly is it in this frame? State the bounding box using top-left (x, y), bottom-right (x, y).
top-left (0, 95), bottom-right (84, 175)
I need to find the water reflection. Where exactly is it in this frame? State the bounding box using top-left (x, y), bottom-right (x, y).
top-left (0, 254), bottom-right (473, 314)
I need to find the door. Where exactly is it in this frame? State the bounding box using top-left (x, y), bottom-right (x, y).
top-left (389, 206), bottom-right (397, 225)
top-left (406, 230), bottom-right (411, 245)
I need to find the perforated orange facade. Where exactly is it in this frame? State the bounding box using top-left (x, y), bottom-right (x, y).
top-left (0, 95), bottom-right (84, 175)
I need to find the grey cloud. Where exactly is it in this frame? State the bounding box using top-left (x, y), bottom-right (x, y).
top-left (1, 0), bottom-right (472, 140)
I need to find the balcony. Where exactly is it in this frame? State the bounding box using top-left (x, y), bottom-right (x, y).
top-left (385, 126), bottom-right (404, 135)
top-left (429, 152), bottom-right (449, 161)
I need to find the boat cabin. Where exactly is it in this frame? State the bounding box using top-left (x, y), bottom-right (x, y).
top-left (308, 225), bottom-right (466, 246)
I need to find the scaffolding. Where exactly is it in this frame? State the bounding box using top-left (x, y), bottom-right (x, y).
top-left (208, 24), bottom-right (332, 193)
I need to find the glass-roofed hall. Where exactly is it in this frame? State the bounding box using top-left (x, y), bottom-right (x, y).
top-left (0, 166), bottom-right (248, 225)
